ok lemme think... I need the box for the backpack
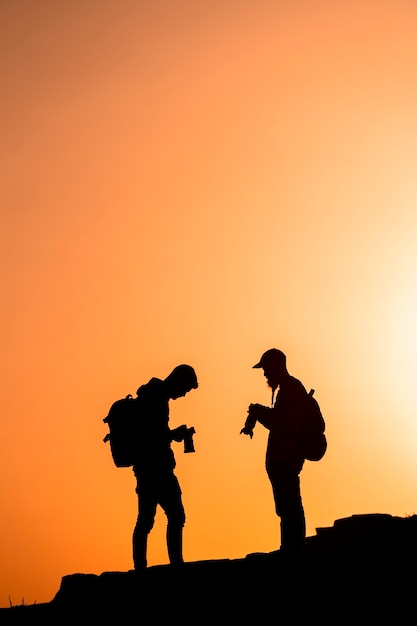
[103,394,142,468]
[300,389,327,462]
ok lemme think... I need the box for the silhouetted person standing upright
[241,349,308,559]
[132,364,198,570]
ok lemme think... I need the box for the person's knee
[168,507,186,528]
[136,514,155,534]
[175,510,186,527]
[276,491,304,518]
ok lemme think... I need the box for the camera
[240,405,258,438]
[183,427,195,453]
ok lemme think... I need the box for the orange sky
[1,0,417,607]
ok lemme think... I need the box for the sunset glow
[1,0,417,607]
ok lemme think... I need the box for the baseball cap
[253,348,286,369]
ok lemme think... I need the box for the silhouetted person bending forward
[133,364,198,570]
[241,349,307,559]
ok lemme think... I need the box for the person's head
[253,348,288,391]
[164,364,198,399]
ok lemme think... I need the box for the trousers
[266,459,306,555]
[133,469,186,569]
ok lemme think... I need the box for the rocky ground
[2,513,416,623]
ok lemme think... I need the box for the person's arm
[250,404,275,429]
[240,404,275,437]
[170,425,188,441]
[170,425,196,453]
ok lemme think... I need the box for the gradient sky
[2,0,417,607]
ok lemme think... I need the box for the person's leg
[279,473,305,556]
[166,519,184,566]
[133,479,158,570]
[268,464,305,556]
[159,473,186,566]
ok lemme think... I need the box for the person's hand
[240,426,253,439]
[171,424,187,442]
[248,403,265,419]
